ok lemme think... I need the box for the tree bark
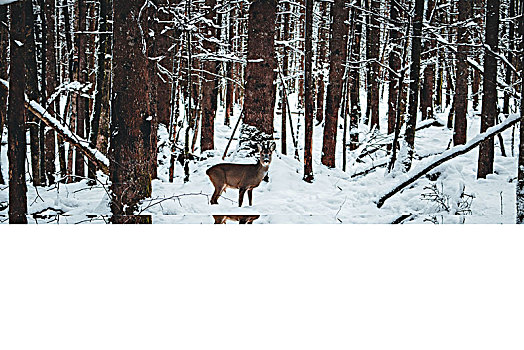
[8,0,28,224]
[110,0,152,223]
[420,0,435,121]
[387,0,400,136]
[200,0,219,152]
[75,0,87,181]
[242,0,277,144]
[401,0,424,172]
[321,0,349,168]
[477,0,500,179]
[24,0,42,186]
[454,0,472,146]
[368,0,380,130]
[224,5,235,126]
[43,0,58,185]
[315,0,328,124]
[0,5,7,185]
[349,0,362,151]
[280,0,290,154]
[88,0,109,184]
[303,0,313,182]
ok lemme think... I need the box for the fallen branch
[376,113,521,208]
[1,79,109,174]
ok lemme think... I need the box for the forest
[0,0,523,224]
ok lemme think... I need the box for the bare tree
[321,0,349,168]
[303,0,313,182]
[454,0,472,146]
[477,0,500,179]
[110,0,153,223]
[242,0,277,146]
[8,0,28,224]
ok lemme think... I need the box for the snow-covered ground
[0,90,519,224]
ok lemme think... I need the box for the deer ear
[270,142,276,151]
[257,143,262,152]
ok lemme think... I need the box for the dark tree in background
[0,4,7,185]
[454,0,471,146]
[368,0,380,130]
[110,0,152,223]
[477,0,500,179]
[8,0,28,224]
[242,0,277,143]
[200,0,219,152]
[303,0,314,182]
[321,0,349,168]
[401,0,425,172]
[75,0,87,181]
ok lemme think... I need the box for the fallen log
[376,113,521,208]
[1,79,109,175]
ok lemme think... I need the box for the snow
[0,0,18,5]
[0,83,521,224]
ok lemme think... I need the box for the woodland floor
[0,92,519,224]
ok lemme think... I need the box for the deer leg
[239,188,246,207]
[211,185,225,204]
[248,189,253,206]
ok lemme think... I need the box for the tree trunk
[88,0,109,184]
[387,0,400,136]
[321,0,349,168]
[110,0,152,223]
[503,0,515,117]
[516,0,524,223]
[43,0,58,185]
[401,0,424,172]
[454,0,472,146]
[75,0,87,181]
[24,0,42,186]
[420,0,435,121]
[224,5,235,126]
[303,0,314,182]
[280,0,290,155]
[349,0,362,151]
[8,0,28,224]
[0,5,7,185]
[200,0,219,152]
[477,0,500,179]
[242,0,277,145]
[368,0,380,130]
[315,1,328,124]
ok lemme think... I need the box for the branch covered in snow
[0,79,110,174]
[376,113,521,208]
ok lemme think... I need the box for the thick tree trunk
[303,0,313,182]
[242,0,277,144]
[321,0,349,168]
[503,0,515,117]
[110,0,152,223]
[477,0,500,179]
[43,0,58,185]
[24,0,42,186]
[0,6,7,184]
[454,0,472,146]
[75,0,87,181]
[349,0,362,151]
[200,0,219,152]
[88,0,109,184]
[8,0,28,224]
[401,0,424,172]
[368,0,380,130]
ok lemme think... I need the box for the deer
[206,141,276,207]
[212,215,260,224]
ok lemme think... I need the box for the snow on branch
[0,79,110,174]
[376,113,521,208]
